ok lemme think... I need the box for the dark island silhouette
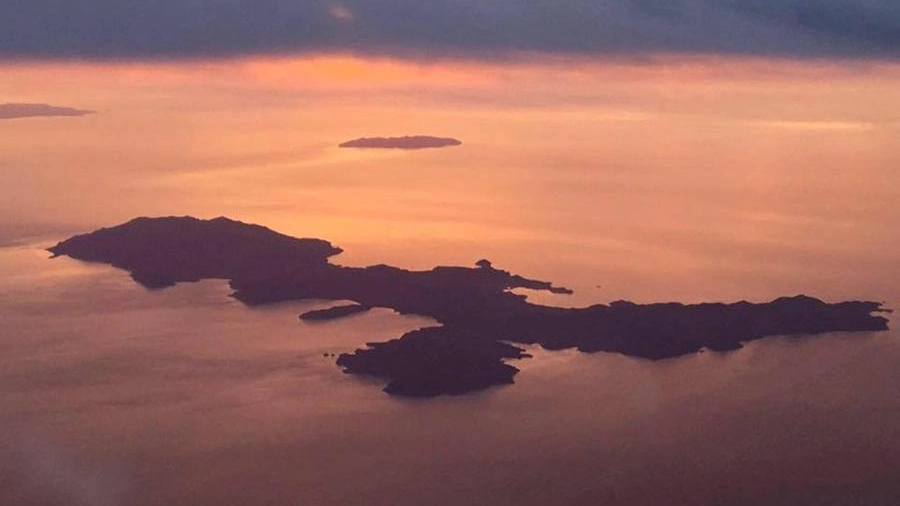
[49,217,891,397]
[0,102,94,120]
[339,136,462,149]
[300,303,372,321]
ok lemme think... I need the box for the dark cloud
[0,103,95,120]
[0,1,898,61]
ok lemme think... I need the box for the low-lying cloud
[0,103,94,120]
[0,1,898,61]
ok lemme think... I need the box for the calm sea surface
[2,58,899,505]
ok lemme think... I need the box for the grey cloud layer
[1,1,898,60]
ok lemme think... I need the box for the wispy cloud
[0,103,94,120]
[1,1,899,61]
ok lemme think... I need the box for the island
[300,303,371,321]
[338,136,462,149]
[0,102,94,120]
[49,216,891,397]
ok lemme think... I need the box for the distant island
[300,303,371,321]
[0,103,94,120]
[339,136,462,149]
[49,217,891,397]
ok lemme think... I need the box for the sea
[2,57,899,505]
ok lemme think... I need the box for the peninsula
[49,217,891,397]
